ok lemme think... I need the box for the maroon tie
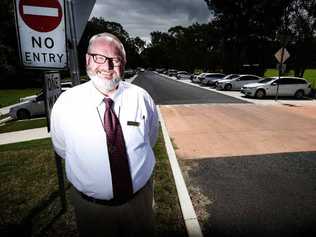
[103,97,133,201]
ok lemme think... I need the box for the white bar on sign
[23,5,59,17]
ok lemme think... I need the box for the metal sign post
[65,0,80,86]
[65,0,96,86]
[43,71,66,211]
[274,47,290,101]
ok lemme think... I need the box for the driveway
[160,102,316,236]
[160,103,316,159]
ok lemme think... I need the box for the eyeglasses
[88,53,122,67]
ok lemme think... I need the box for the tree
[282,0,316,77]
[204,0,289,74]
[132,37,146,54]
[78,17,141,70]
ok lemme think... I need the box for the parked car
[10,93,46,120]
[217,74,262,90]
[241,77,312,99]
[214,74,239,87]
[200,73,226,86]
[11,83,72,120]
[167,69,178,77]
[176,71,192,80]
[124,69,136,78]
[191,73,207,83]
[19,82,72,102]
[156,68,165,73]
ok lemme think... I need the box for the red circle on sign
[19,0,62,32]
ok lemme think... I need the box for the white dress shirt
[50,80,159,200]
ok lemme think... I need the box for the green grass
[264,68,316,88]
[0,128,185,236]
[0,88,41,108]
[0,118,47,134]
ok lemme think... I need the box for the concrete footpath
[0,127,50,145]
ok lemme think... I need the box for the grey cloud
[90,0,210,42]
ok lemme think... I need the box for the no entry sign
[19,0,63,32]
[14,0,67,69]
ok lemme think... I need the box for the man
[50,32,159,237]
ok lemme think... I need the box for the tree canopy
[1,0,315,88]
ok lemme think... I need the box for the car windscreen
[224,74,239,80]
[259,78,274,83]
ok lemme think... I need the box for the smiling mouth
[97,71,113,79]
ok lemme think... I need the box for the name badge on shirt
[127,121,140,126]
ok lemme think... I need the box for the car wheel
[294,90,304,99]
[224,84,232,90]
[255,89,266,99]
[17,109,31,120]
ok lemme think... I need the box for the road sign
[44,71,61,131]
[14,0,67,69]
[19,0,63,32]
[274,48,290,64]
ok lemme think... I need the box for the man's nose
[101,58,114,70]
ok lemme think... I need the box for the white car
[241,77,312,99]
[10,84,71,120]
[217,74,262,90]
[213,74,239,87]
[200,73,225,86]
[176,71,192,80]
[191,73,207,83]
[19,82,72,102]
[10,93,46,120]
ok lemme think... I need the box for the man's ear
[86,54,90,65]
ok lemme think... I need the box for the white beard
[87,72,121,94]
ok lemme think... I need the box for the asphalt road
[132,71,249,105]
[133,71,316,237]
[180,152,316,237]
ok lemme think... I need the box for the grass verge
[0,128,186,237]
[0,89,41,108]
[0,118,47,134]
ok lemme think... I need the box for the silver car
[217,74,262,90]
[10,93,46,120]
[200,73,225,86]
[191,73,207,83]
[241,77,312,99]
[176,71,192,80]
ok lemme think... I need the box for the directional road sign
[274,48,290,64]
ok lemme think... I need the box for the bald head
[87,33,126,64]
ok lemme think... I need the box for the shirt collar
[88,80,124,107]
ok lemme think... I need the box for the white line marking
[157,106,203,237]
[23,5,59,17]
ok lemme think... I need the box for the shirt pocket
[122,116,146,149]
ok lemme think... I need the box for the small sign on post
[274,47,290,64]
[14,0,67,69]
[44,71,62,132]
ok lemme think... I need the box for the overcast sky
[90,0,211,43]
